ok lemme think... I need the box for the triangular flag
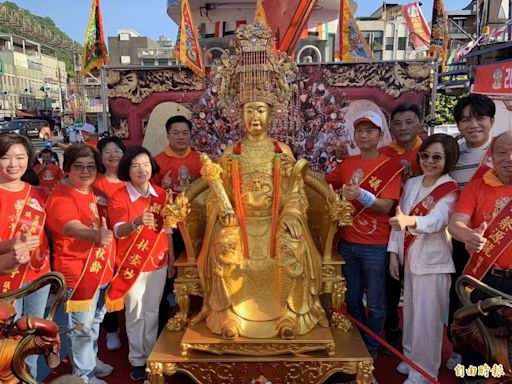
[178,0,205,78]
[338,0,374,61]
[81,0,109,76]
[254,0,269,28]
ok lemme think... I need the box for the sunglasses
[418,152,444,163]
[71,164,97,172]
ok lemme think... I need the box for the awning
[15,110,36,117]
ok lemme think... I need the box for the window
[398,37,407,50]
[157,59,169,66]
[142,59,154,67]
[385,37,394,51]
[119,33,130,41]
[362,31,383,55]
[120,56,131,64]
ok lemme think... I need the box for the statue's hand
[281,216,303,240]
[219,211,238,227]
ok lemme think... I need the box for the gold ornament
[162,192,190,229]
[212,24,298,124]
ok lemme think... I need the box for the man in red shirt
[153,115,202,330]
[153,115,201,194]
[326,111,402,358]
[380,103,423,352]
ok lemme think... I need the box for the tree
[434,94,459,125]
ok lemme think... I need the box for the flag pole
[100,66,109,135]
[429,58,439,136]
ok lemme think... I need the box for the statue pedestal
[147,325,374,384]
[181,323,335,356]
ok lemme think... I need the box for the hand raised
[20,231,40,251]
[342,183,361,201]
[465,221,487,254]
[140,209,155,227]
[96,217,113,246]
[389,206,409,231]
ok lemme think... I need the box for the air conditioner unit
[17,104,22,109]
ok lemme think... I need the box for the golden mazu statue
[193,24,328,340]
[163,24,353,353]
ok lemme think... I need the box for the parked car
[0,119,52,140]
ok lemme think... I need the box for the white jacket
[387,174,458,275]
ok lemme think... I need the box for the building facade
[0,34,67,120]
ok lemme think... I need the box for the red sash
[65,188,113,313]
[463,199,512,280]
[0,186,46,292]
[105,196,164,312]
[471,139,493,181]
[352,158,404,219]
[403,181,459,259]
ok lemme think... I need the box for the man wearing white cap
[326,111,403,359]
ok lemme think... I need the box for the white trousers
[402,261,450,384]
[124,267,167,367]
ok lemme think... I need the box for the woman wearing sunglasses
[387,133,460,384]
[46,144,115,384]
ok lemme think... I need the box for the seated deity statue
[191,99,329,339]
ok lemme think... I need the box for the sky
[2,0,472,45]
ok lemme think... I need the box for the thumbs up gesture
[12,232,30,266]
[342,183,361,201]
[389,205,415,231]
[96,217,113,246]
[138,209,155,227]
[465,221,488,254]
[20,231,40,251]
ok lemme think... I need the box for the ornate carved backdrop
[108,61,432,173]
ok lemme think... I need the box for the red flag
[402,3,430,50]
[81,0,109,76]
[177,0,205,78]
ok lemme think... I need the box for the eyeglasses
[418,152,445,163]
[71,164,97,172]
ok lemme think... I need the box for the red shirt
[454,170,512,269]
[153,146,202,194]
[33,163,64,194]
[93,175,126,200]
[380,137,423,179]
[0,183,50,282]
[326,154,402,245]
[46,183,114,288]
[108,184,168,272]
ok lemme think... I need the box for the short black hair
[390,103,421,121]
[63,144,101,173]
[165,115,192,134]
[453,94,496,123]
[96,136,126,174]
[117,146,160,182]
[39,148,53,156]
[417,133,459,174]
[0,133,35,167]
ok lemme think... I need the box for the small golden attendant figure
[190,24,329,340]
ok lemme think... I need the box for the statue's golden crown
[212,23,297,122]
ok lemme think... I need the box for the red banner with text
[402,3,430,50]
[474,62,512,95]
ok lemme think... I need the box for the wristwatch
[131,220,141,231]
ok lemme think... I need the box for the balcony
[137,47,175,60]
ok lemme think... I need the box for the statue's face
[242,101,271,138]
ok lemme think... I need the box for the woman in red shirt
[93,136,126,351]
[0,133,50,380]
[106,146,169,381]
[46,144,115,384]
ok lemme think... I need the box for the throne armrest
[178,178,210,262]
[304,170,339,262]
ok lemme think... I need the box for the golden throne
[166,169,349,335]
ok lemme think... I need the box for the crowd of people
[0,115,201,383]
[0,93,510,384]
